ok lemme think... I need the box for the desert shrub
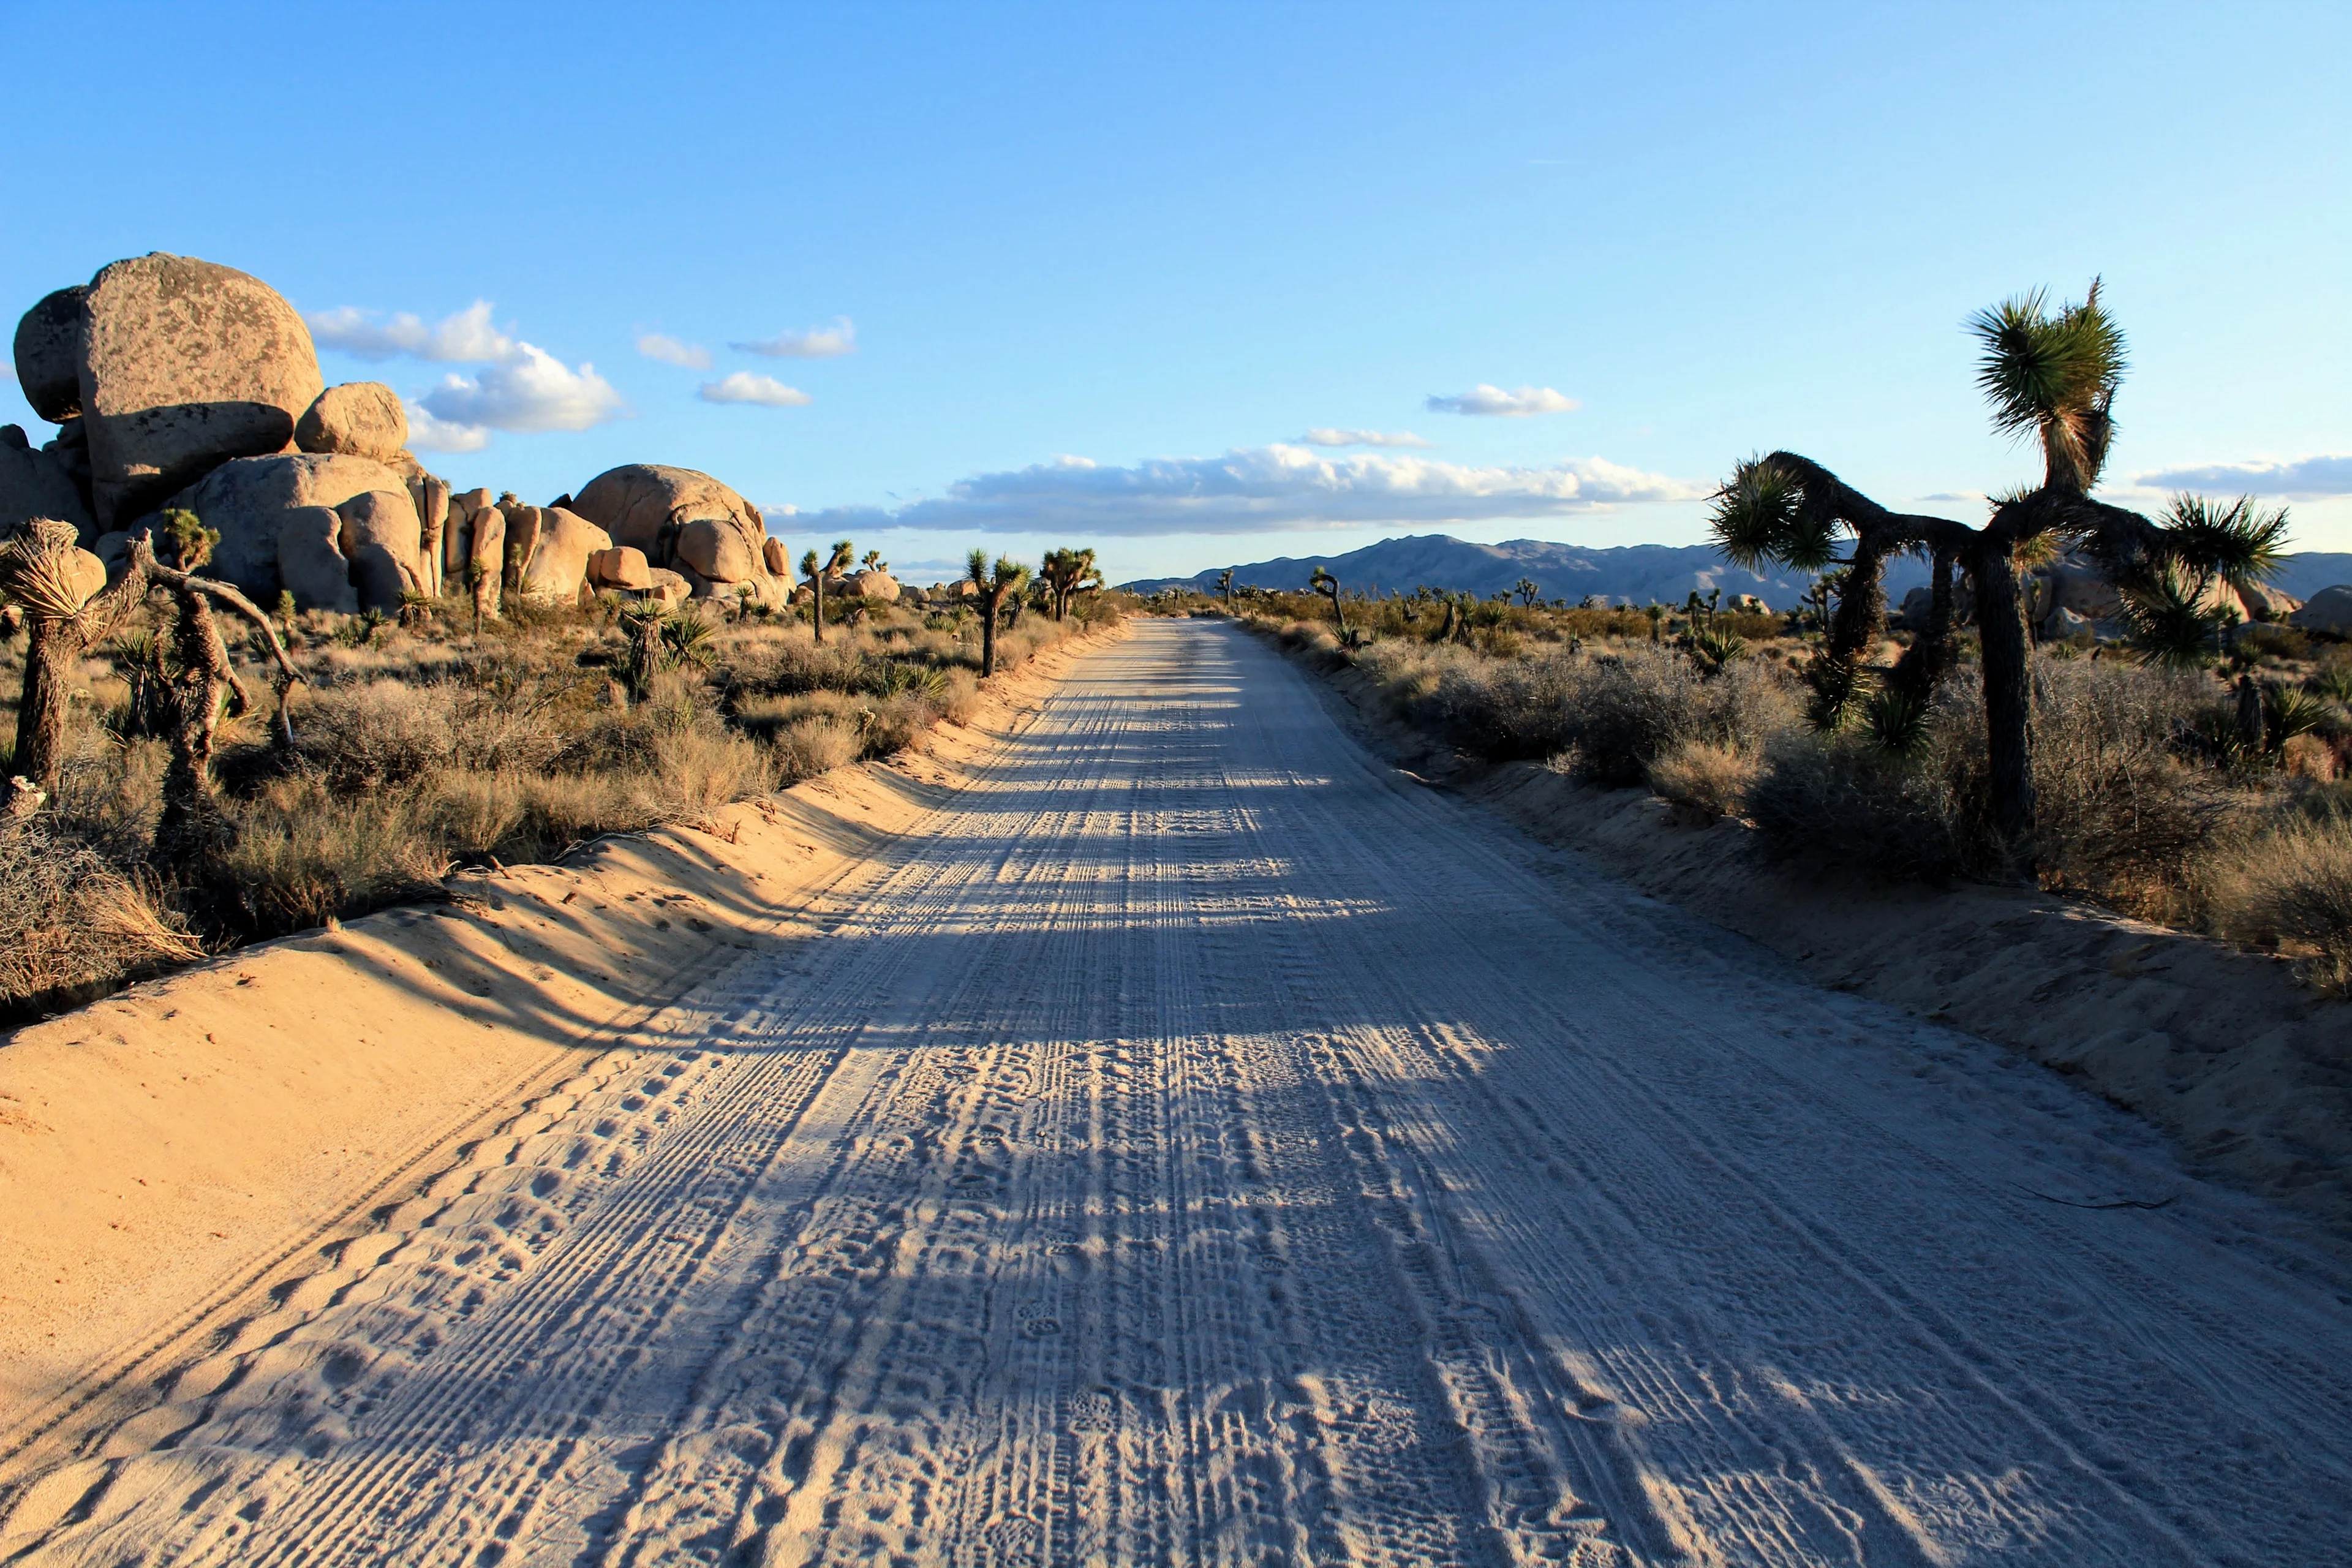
[0,815,202,1018]
[2029,659,2239,919]
[1555,646,1794,783]
[292,680,455,790]
[1749,725,1981,883]
[1646,739,1760,819]
[2214,810,2352,989]
[771,717,862,782]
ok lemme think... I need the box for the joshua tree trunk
[12,618,77,794]
[1970,538,2037,870]
[979,589,1001,676]
[812,574,826,643]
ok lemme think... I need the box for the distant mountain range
[1121,534,2352,610]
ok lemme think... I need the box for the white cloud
[307,301,518,363]
[1300,428,1434,449]
[1426,384,1579,417]
[2132,454,2352,500]
[407,405,493,453]
[699,372,812,408]
[799,443,1702,537]
[731,317,858,358]
[418,344,628,433]
[636,332,712,369]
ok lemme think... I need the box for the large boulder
[570,463,775,590]
[296,382,409,463]
[762,537,791,577]
[163,451,410,608]
[842,570,899,603]
[276,507,360,614]
[516,507,613,603]
[2241,582,2304,624]
[2290,586,2352,638]
[643,568,691,606]
[0,431,95,541]
[675,515,758,583]
[334,488,424,611]
[76,254,325,529]
[587,545,652,590]
[12,287,86,423]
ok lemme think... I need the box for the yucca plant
[1308,564,1346,632]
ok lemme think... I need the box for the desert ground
[4,617,2348,1566]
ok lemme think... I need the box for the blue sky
[3,1,2345,583]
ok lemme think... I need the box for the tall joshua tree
[1216,568,1235,608]
[799,538,854,644]
[968,549,1029,677]
[1039,547,1101,621]
[1711,281,2286,870]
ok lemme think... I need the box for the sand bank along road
[11,618,2352,1567]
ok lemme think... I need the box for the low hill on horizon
[1121,534,2352,610]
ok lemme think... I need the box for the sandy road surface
[10,618,2352,1566]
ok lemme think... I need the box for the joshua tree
[3,518,149,797]
[1039,547,1102,621]
[1515,577,1541,607]
[800,538,854,643]
[1710,281,2285,869]
[1309,565,1346,631]
[967,549,1029,677]
[861,548,888,574]
[140,511,303,860]
[464,558,490,635]
[1216,568,1235,608]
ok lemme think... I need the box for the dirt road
[12,619,2352,1566]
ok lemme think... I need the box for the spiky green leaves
[2158,494,2290,589]
[1967,282,2127,489]
[1709,457,1841,572]
[2116,560,2236,669]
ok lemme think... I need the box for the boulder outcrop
[516,507,614,604]
[762,537,791,577]
[842,569,899,602]
[296,382,409,463]
[643,568,692,606]
[334,488,425,611]
[12,287,86,423]
[588,546,652,590]
[162,451,410,608]
[276,506,360,614]
[2291,586,2352,638]
[0,431,94,541]
[75,254,325,529]
[570,463,780,601]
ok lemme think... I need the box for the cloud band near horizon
[791,443,1703,537]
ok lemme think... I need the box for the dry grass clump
[1645,739,1761,820]
[0,815,201,1019]
[2213,810,2352,990]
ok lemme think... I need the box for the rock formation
[159,452,415,610]
[73,254,325,529]
[515,508,614,605]
[570,464,782,606]
[11,288,86,423]
[2291,587,2352,638]
[0,426,94,541]
[296,383,409,463]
